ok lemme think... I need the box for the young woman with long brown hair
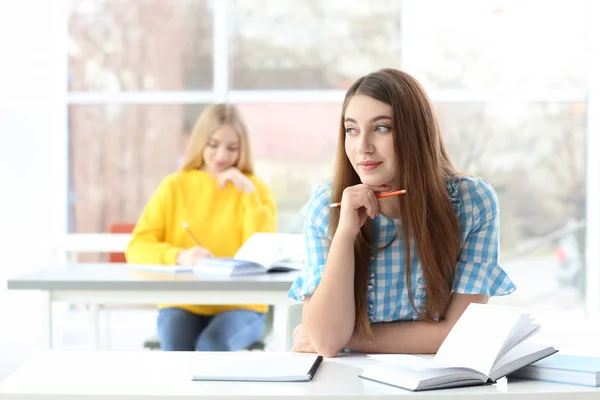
[288,69,515,358]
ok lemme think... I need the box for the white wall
[0,0,67,380]
[0,0,67,264]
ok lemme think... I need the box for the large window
[229,0,402,89]
[69,0,213,91]
[67,0,592,313]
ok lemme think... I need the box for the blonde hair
[180,104,254,174]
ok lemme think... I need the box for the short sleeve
[453,178,516,297]
[287,183,332,301]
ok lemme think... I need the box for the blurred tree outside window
[67,0,589,310]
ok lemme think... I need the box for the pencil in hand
[329,189,407,208]
[181,221,202,246]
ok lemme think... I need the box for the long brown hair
[329,69,461,338]
[180,104,254,174]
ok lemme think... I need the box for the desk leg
[272,303,290,352]
[40,291,53,350]
[89,303,101,349]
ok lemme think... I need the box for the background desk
[1,351,599,400]
[6,263,299,351]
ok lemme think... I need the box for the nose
[215,147,229,162]
[357,132,375,154]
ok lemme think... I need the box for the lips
[358,161,382,171]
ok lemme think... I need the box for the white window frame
[584,0,600,320]
[63,0,600,317]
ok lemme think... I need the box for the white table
[6,263,299,351]
[1,351,598,400]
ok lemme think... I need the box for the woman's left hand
[291,324,317,353]
[214,167,256,193]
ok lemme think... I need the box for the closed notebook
[510,354,600,387]
[358,303,557,391]
[194,232,303,276]
[191,354,323,382]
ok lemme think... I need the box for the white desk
[6,263,299,351]
[1,351,598,400]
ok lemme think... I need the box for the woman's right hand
[176,247,214,266]
[336,184,391,236]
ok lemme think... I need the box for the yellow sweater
[125,170,277,315]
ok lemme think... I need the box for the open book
[193,232,304,276]
[358,303,557,391]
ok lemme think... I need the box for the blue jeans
[157,307,266,351]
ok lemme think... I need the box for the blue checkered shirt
[288,176,516,323]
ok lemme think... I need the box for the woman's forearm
[346,319,452,354]
[303,230,357,357]
[345,293,488,354]
[126,236,183,265]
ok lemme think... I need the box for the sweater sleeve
[125,177,184,265]
[241,177,277,242]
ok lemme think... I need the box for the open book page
[490,340,557,381]
[434,303,533,376]
[361,355,489,391]
[495,318,541,361]
[368,354,447,369]
[233,233,304,269]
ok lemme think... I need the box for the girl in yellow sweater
[126,104,277,351]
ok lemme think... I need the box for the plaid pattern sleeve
[287,183,332,301]
[453,178,516,296]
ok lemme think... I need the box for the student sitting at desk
[288,69,516,358]
[126,104,276,351]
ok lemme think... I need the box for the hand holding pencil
[333,185,406,236]
[329,189,406,208]
[176,221,213,266]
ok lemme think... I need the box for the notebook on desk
[191,354,323,382]
[128,264,192,274]
[194,232,304,276]
[193,257,300,276]
[510,354,600,387]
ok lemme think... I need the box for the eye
[375,124,391,133]
[207,142,218,148]
[345,127,358,136]
[227,147,239,152]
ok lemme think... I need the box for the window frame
[63,0,600,317]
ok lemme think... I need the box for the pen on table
[307,355,324,381]
[329,189,407,208]
[181,221,202,246]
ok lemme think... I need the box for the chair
[107,222,136,262]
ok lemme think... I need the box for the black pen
[306,355,324,381]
